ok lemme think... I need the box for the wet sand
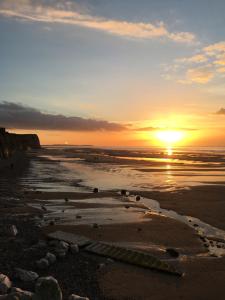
[1,148,225,300]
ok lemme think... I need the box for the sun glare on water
[155,130,185,155]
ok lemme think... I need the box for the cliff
[0,128,40,161]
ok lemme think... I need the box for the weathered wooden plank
[85,241,182,276]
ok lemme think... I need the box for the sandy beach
[1,147,225,300]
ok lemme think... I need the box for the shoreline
[1,150,225,299]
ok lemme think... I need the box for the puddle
[128,195,225,257]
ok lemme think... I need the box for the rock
[136,195,141,201]
[120,189,127,196]
[68,295,89,300]
[7,225,18,237]
[106,258,114,264]
[11,287,34,300]
[54,249,66,259]
[124,205,130,209]
[70,244,79,254]
[64,198,69,202]
[92,223,99,229]
[76,215,82,219]
[45,252,56,264]
[58,241,69,251]
[97,263,105,270]
[49,221,55,226]
[36,258,49,270]
[15,268,39,282]
[166,248,179,258]
[0,274,12,294]
[93,188,98,193]
[34,276,62,300]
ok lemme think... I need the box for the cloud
[0,101,127,131]
[134,126,196,131]
[216,108,225,115]
[165,40,225,84]
[186,66,214,84]
[0,0,196,43]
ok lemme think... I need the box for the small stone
[49,220,55,226]
[34,276,62,300]
[76,215,82,219]
[36,258,49,270]
[92,223,99,229]
[0,295,19,300]
[193,224,199,227]
[65,198,69,202]
[124,205,130,209]
[136,195,141,201]
[58,241,69,251]
[8,225,18,237]
[11,287,34,300]
[45,252,56,264]
[0,274,12,294]
[68,295,89,300]
[97,263,105,270]
[93,188,98,193]
[15,268,39,282]
[54,250,66,259]
[166,248,179,258]
[70,244,79,254]
[106,258,114,264]
[34,240,47,249]
[120,189,127,196]
[137,228,142,232]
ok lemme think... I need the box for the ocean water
[19,145,225,192]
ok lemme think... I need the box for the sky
[0,0,225,146]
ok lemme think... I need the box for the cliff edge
[0,128,40,161]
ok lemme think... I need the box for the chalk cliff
[0,128,40,161]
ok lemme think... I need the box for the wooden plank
[85,241,182,276]
[47,231,91,247]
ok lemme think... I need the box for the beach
[1,146,225,299]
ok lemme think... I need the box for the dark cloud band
[0,101,127,131]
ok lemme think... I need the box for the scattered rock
[0,274,12,294]
[106,258,114,264]
[137,228,142,232]
[15,268,39,282]
[92,223,99,229]
[49,221,55,226]
[68,295,89,300]
[70,244,79,254]
[45,252,56,264]
[76,215,82,219]
[7,225,18,237]
[54,249,67,259]
[34,240,47,249]
[166,248,179,258]
[136,195,141,201]
[11,287,34,300]
[64,198,69,202]
[93,188,98,193]
[120,189,127,196]
[34,276,62,300]
[36,258,49,270]
[97,263,105,270]
[58,241,69,251]
[124,205,130,209]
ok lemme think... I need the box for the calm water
[19,146,225,192]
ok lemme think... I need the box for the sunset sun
[155,130,185,146]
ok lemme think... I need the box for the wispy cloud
[164,41,225,84]
[0,0,196,43]
[0,101,127,131]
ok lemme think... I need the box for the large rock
[34,277,62,300]
[15,268,39,282]
[0,274,12,294]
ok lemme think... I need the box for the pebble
[36,258,49,270]
[93,188,98,193]
[166,248,180,258]
[70,244,79,254]
[45,252,56,264]
[15,268,39,282]
[0,274,12,294]
[136,195,141,201]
